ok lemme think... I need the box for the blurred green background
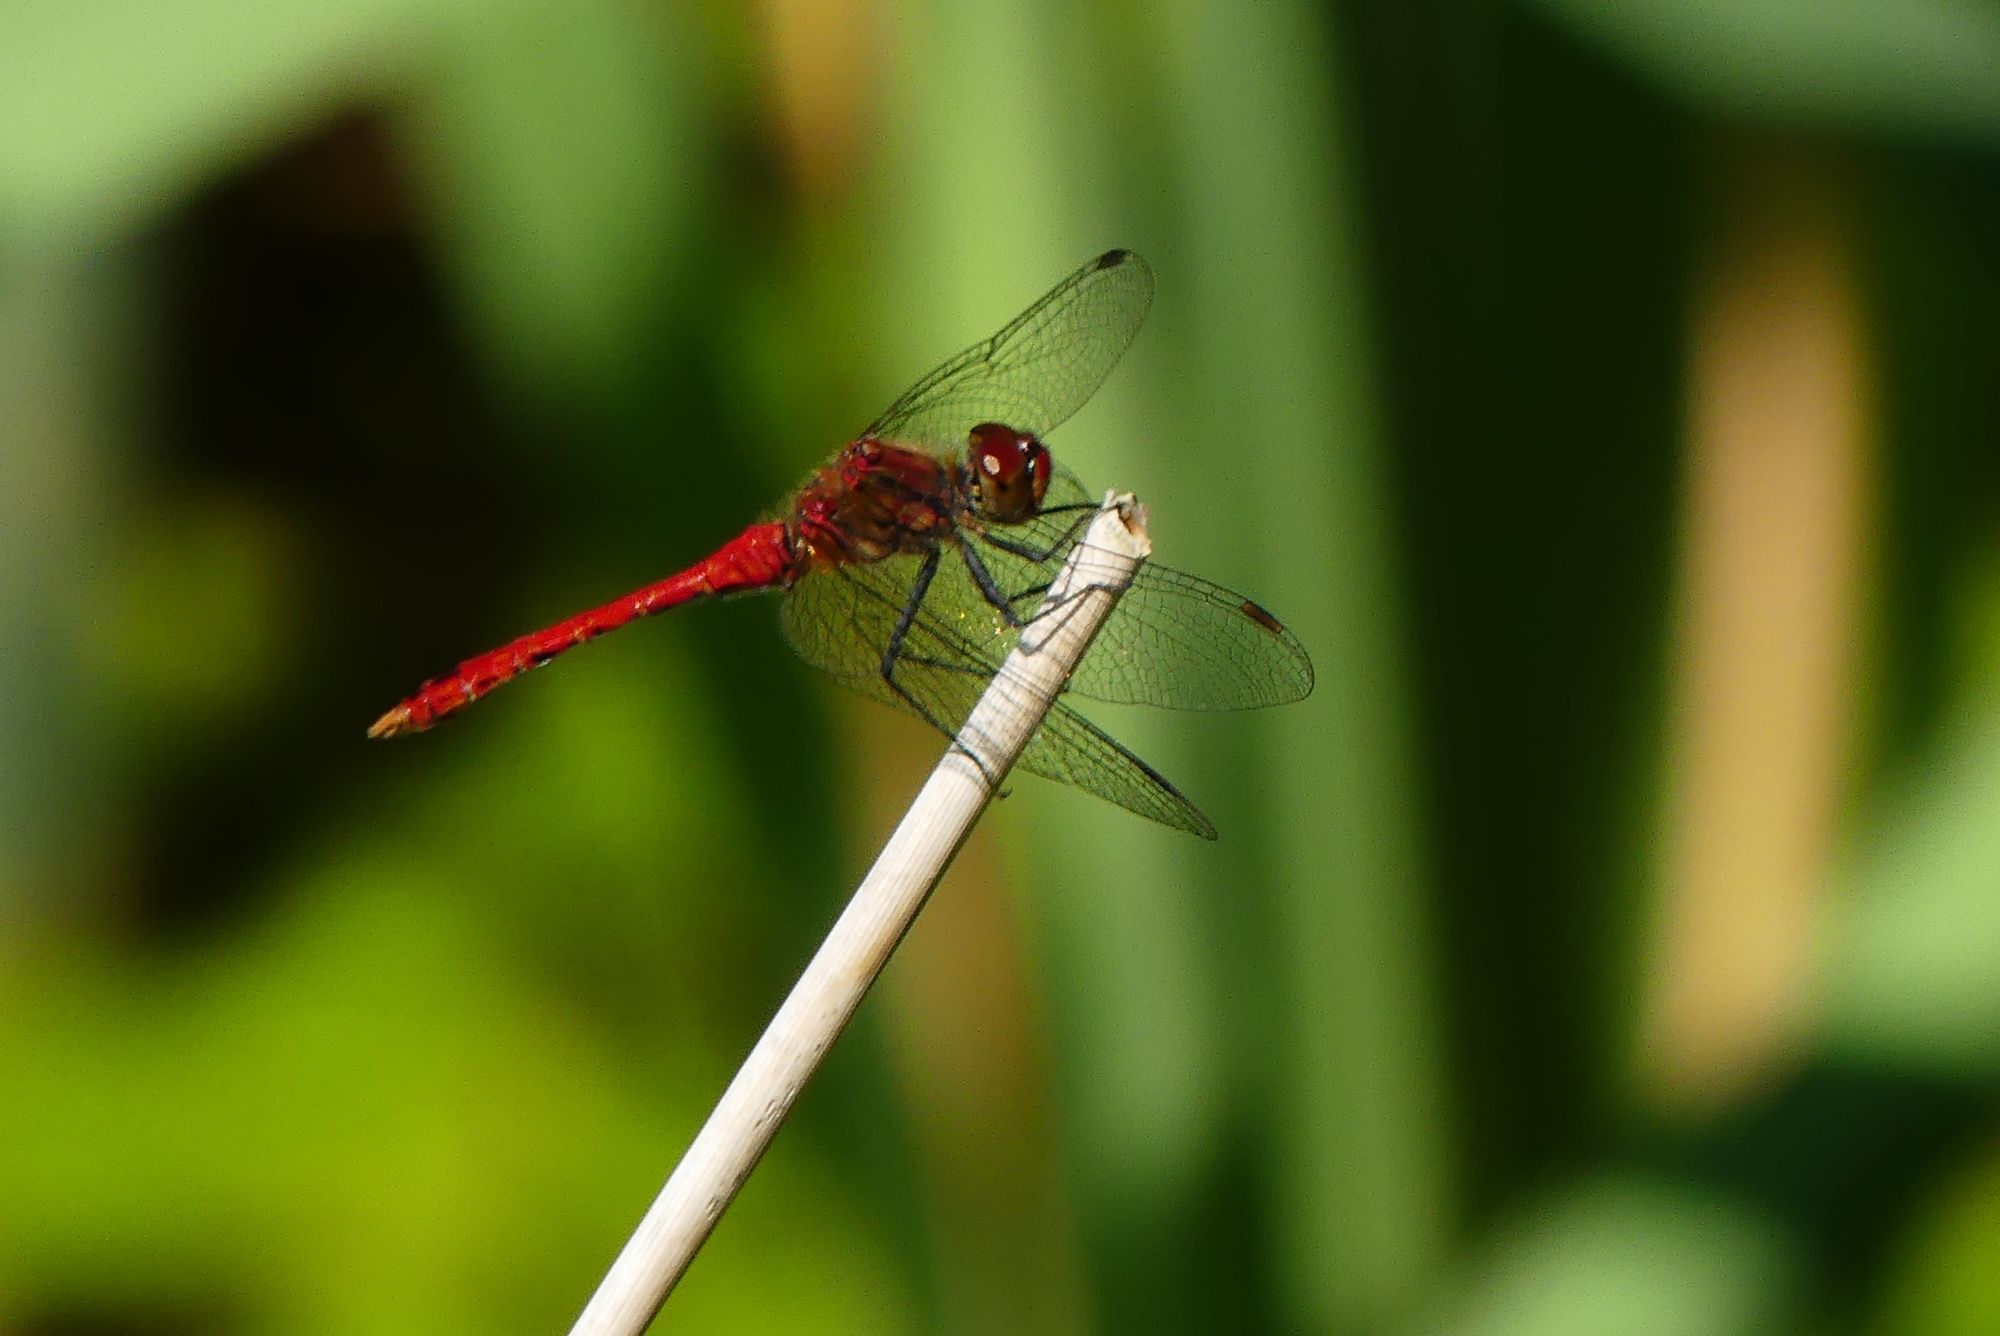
[3,1,1998,1332]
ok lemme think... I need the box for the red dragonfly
[370,250,1312,838]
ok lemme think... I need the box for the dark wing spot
[1239,600,1286,635]
[1095,248,1132,270]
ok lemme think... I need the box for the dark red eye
[968,423,1049,520]
[970,422,1028,482]
[1026,437,1051,498]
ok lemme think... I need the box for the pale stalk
[568,492,1152,1336]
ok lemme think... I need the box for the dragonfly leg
[963,509,1105,629]
[966,509,1100,626]
[957,541,1031,629]
[977,509,1095,566]
[880,548,1005,787]
[890,649,1010,789]
[880,547,941,684]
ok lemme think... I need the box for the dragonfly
[370,250,1313,838]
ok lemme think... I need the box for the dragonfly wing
[864,250,1155,453]
[781,557,1216,838]
[966,509,1317,711]
[1010,684,1215,838]
[1035,463,1099,514]
[1069,562,1315,710]
[781,555,920,683]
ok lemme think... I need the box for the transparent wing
[864,250,1155,453]
[1075,563,1315,710]
[781,555,1216,839]
[960,503,1317,711]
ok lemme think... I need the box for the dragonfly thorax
[966,422,1051,524]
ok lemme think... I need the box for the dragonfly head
[967,422,1051,523]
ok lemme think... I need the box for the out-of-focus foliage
[1,1,1995,1333]
[1530,0,2000,140]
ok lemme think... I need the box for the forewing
[1072,563,1315,710]
[865,250,1155,453]
[970,509,1317,712]
[781,558,1216,838]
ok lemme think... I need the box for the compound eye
[968,423,1047,521]
[1025,437,1051,504]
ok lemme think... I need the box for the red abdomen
[369,522,797,737]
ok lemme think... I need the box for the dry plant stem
[568,493,1152,1336]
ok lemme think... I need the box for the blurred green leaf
[399,0,706,395]
[0,0,443,253]
[1526,0,2000,141]
[0,801,914,1334]
[1822,698,2000,1074]
[1427,1176,1800,1336]
[1155,1,1451,1330]
[1875,1140,2000,1336]
[82,491,298,739]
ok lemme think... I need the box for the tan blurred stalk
[751,0,880,199]
[1639,141,1872,1109]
